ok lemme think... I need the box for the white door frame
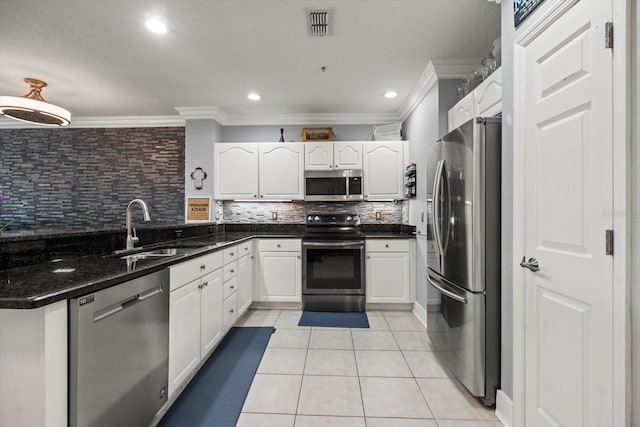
[512,0,632,425]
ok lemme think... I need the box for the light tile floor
[236,309,502,427]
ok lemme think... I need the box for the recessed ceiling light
[384,90,398,99]
[145,19,167,34]
[247,93,261,101]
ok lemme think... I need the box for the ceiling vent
[306,9,333,37]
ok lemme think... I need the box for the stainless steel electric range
[302,214,365,312]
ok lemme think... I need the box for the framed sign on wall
[514,0,546,27]
[186,197,211,222]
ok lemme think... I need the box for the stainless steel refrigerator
[426,117,501,406]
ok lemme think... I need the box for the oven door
[302,240,365,295]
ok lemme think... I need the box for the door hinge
[605,229,614,255]
[605,22,613,49]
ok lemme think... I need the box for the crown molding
[174,106,227,123]
[222,112,400,126]
[0,115,185,129]
[397,58,480,121]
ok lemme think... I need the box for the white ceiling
[0,0,500,126]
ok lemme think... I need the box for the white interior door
[519,1,613,425]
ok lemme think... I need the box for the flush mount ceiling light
[247,93,261,101]
[384,90,398,99]
[145,18,167,34]
[0,78,71,126]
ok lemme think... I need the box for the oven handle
[302,241,364,248]
[427,274,467,304]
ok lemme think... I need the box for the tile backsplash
[0,127,185,231]
[222,200,408,224]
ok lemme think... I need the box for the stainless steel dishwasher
[69,269,169,427]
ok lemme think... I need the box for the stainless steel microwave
[304,170,364,201]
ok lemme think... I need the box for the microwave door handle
[427,274,467,304]
[432,160,445,255]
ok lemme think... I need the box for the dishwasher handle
[93,284,164,323]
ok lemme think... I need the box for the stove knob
[314,216,320,221]
[307,216,312,220]
[347,216,352,221]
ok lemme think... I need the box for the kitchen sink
[111,247,195,261]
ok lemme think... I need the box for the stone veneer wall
[0,127,185,231]
[222,200,408,224]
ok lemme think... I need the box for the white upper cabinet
[448,92,475,131]
[362,141,405,200]
[305,142,333,170]
[473,66,502,118]
[333,142,362,169]
[258,143,304,200]
[214,143,259,200]
[448,66,502,132]
[304,141,362,170]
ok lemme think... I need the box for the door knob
[520,256,540,272]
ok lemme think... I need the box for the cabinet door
[168,280,201,397]
[366,252,410,303]
[305,142,333,170]
[214,143,259,200]
[258,143,304,200]
[258,251,302,302]
[200,269,224,358]
[237,253,253,315]
[334,142,362,169]
[448,93,474,131]
[473,66,502,118]
[363,142,404,200]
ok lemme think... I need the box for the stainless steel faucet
[125,199,151,250]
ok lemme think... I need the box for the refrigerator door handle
[432,160,445,255]
[427,274,467,304]
[440,160,452,253]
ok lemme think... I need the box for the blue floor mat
[298,311,370,328]
[158,327,273,427]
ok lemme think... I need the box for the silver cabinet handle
[277,244,281,248]
[200,264,206,270]
[230,269,234,273]
[203,282,208,287]
[230,252,234,256]
[253,194,257,198]
[385,244,389,248]
[230,309,234,313]
[230,285,235,289]
[520,256,540,272]
[297,255,301,259]
[367,255,371,259]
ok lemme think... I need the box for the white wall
[403,80,460,310]
[631,1,639,424]
[184,119,222,220]
[500,0,516,401]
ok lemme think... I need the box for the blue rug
[298,311,369,328]
[159,327,273,427]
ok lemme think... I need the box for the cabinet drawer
[258,239,301,252]
[366,239,410,253]
[224,260,238,282]
[224,245,239,263]
[223,292,238,331]
[223,276,238,300]
[169,251,223,291]
[237,241,253,258]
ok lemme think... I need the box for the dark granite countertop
[0,228,413,310]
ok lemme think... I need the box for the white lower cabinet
[256,239,302,302]
[168,253,224,398]
[223,292,238,333]
[366,239,412,304]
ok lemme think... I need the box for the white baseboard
[495,389,513,427]
[411,302,427,329]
